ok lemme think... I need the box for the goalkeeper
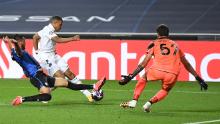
[2,35,106,106]
[119,24,208,112]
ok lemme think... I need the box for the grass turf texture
[0,79,219,124]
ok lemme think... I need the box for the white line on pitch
[0,103,9,106]
[105,89,220,94]
[0,87,219,94]
[183,119,220,124]
[174,91,219,94]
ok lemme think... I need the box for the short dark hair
[50,16,63,22]
[156,24,169,36]
[14,34,25,41]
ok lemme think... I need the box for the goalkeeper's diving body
[2,35,106,106]
[119,24,208,112]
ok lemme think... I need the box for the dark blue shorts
[30,71,55,90]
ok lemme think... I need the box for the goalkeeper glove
[119,74,133,85]
[195,76,208,91]
[119,65,144,85]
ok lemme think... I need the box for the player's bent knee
[54,78,68,87]
[162,86,172,92]
[53,70,65,78]
[40,86,51,94]
[64,69,75,79]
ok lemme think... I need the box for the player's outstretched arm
[3,36,22,56]
[33,33,40,52]
[13,40,23,57]
[2,35,13,50]
[181,56,198,77]
[51,35,80,43]
[181,56,208,90]
[119,54,152,85]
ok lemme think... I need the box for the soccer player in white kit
[33,16,94,102]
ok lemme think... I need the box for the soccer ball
[91,89,104,101]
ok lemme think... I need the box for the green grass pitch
[0,79,219,124]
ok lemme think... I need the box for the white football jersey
[37,24,57,53]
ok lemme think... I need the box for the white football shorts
[36,52,69,76]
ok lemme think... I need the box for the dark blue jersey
[11,48,41,77]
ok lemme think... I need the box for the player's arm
[132,53,152,77]
[3,36,22,56]
[33,33,41,51]
[13,40,23,56]
[51,35,80,43]
[119,42,154,85]
[2,35,13,51]
[181,56,208,90]
[181,56,198,77]
[119,53,153,85]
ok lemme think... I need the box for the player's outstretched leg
[93,76,106,91]
[143,89,168,112]
[71,76,106,102]
[68,76,94,102]
[120,100,137,108]
[65,76,106,91]
[11,93,52,106]
[143,101,152,112]
[11,96,23,106]
[120,78,147,108]
[133,78,147,100]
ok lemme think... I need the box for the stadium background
[0,0,220,81]
[0,1,220,124]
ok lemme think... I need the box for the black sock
[22,93,52,102]
[67,81,93,90]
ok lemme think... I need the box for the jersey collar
[158,36,169,39]
[48,23,55,31]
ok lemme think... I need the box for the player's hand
[2,35,9,43]
[72,35,80,41]
[119,74,133,85]
[35,50,39,55]
[11,39,17,43]
[195,76,208,91]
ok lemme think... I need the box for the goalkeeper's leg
[120,76,147,108]
[143,89,169,112]
[133,77,147,100]
[143,72,177,112]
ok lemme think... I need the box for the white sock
[143,101,151,109]
[81,90,92,97]
[69,77,80,84]
[129,100,137,107]
[69,77,91,97]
